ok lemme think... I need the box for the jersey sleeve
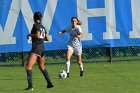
[44,27,47,34]
[77,25,82,32]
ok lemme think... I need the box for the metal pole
[109,47,112,63]
[21,52,25,66]
[107,47,112,63]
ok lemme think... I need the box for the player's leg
[75,46,84,76]
[38,55,54,88]
[25,54,37,90]
[66,46,73,77]
[76,55,84,76]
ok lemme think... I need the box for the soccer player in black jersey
[25,12,54,90]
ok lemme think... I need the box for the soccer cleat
[47,84,54,88]
[80,71,84,77]
[25,87,34,90]
[67,73,69,77]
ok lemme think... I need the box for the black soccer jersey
[31,23,47,44]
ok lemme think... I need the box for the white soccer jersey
[65,25,82,47]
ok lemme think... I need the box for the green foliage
[112,47,140,57]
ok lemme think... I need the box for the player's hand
[75,35,78,38]
[58,32,62,36]
[27,34,31,39]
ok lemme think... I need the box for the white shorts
[67,45,82,55]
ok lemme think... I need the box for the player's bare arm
[75,32,83,38]
[45,34,49,41]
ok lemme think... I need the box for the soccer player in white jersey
[58,17,84,77]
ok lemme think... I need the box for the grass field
[0,61,140,93]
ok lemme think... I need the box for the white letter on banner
[21,0,58,43]
[0,0,20,44]
[77,0,93,40]
[21,0,33,34]
[21,0,33,43]
[42,0,58,42]
[129,0,140,38]
[103,0,120,39]
[0,0,58,45]
[77,0,120,40]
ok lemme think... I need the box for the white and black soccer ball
[58,70,67,79]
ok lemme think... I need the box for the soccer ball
[58,70,67,79]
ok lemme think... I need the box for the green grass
[0,62,140,93]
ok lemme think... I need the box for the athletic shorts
[30,44,45,57]
[67,45,82,55]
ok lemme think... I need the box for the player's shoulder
[75,25,82,30]
[33,23,40,28]
[76,25,81,29]
[75,25,82,32]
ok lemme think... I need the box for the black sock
[26,70,33,88]
[41,69,52,85]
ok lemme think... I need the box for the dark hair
[33,12,42,20]
[71,17,82,25]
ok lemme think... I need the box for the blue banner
[0,0,140,53]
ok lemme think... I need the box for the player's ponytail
[77,19,82,25]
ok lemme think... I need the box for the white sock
[79,63,84,71]
[66,61,70,73]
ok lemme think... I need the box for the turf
[0,62,140,93]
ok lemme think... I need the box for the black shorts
[30,44,45,57]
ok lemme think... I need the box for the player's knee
[66,57,71,61]
[26,65,33,70]
[77,61,82,65]
[39,66,45,71]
